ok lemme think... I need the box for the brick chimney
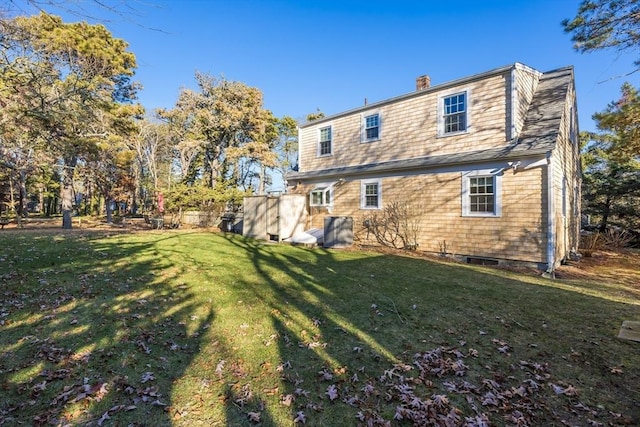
[416,75,431,91]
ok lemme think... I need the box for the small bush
[602,227,635,248]
[364,200,422,250]
[579,231,600,257]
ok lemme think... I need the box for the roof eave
[287,145,552,182]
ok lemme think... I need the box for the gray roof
[516,66,573,151]
[288,66,573,181]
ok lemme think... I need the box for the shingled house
[286,63,581,271]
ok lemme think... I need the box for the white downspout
[545,153,555,276]
[510,67,517,141]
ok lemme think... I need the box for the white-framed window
[439,90,468,136]
[462,170,502,217]
[362,112,380,142]
[361,179,381,209]
[318,126,332,156]
[310,185,333,207]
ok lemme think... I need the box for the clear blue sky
[11,0,640,137]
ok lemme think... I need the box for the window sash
[363,183,380,208]
[468,176,495,213]
[319,140,331,155]
[364,114,379,140]
[310,187,332,206]
[319,127,332,155]
[443,93,467,134]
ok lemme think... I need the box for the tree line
[564,0,640,234]
[0,12,298,229]
[1,0,640,234]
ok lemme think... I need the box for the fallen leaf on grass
[276,360,292,372]
[97,412,110,426]
[293,410,306,424]
[326,384,338,401]
[31,380,47,393]
[550,383,578,396]
[141,372,155,383]
[263,386,279,395]
[215,360,225,376]
[295,388,310,397]
[281,394,294,406]
[247,411,261,423]
[318,368,333,381]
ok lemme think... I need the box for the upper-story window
[441,91,468,135]
[318,126,332,156]
[362,113,380,142]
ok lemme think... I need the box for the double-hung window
[469,177,494,213]
[361,180,381,209]
[319,126,332,156]
[441,91,468,135]
[310,186,332,207]
[363,113,380,142]
[462,170,501,217]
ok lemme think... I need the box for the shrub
[364,200,422,250]
[579,231,600,257]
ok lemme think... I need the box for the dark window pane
[443,93,466,133]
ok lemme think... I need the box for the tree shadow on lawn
[3,231,636,426]
[0,232,215,426]
[219,234,639,426]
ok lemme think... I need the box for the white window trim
[309,184,334,207]
[361,111,381,143]
[360,179,382,209]
[437,88,471,137]
[461,169,502,217]
[317,124,333,157]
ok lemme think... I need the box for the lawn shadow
[218,233,639,426]
[2,231,637,426]
[0,232,214,426]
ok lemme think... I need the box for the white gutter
[545,153,555,275]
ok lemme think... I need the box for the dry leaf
[326,384,338,401]
[281,394,294,407]
[293,410,306,424]
[247,411,261,423]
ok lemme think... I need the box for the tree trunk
[599,195,612,232]
[38,185,45,216]
[18,170,27,220]
[132,179,139,215]
[8,175,23,228]
[105,195,113,224]
[62,156,78,229]
[258,165,266,195]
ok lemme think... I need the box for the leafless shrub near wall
[438,240,449,256]
[364,200,423,250]
[602,228,635,248]
[579,232,600,257]
[581,228,636,256]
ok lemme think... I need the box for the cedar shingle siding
[287,63,580,271]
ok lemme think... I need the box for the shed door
[266,197,279,238]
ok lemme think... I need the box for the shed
[242,194,307,242]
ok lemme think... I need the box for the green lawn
[0,230,638,426]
